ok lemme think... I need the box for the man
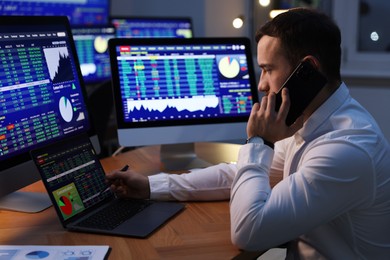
[106,8,390,258]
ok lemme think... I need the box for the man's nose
[258,80,268,93]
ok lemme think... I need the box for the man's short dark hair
[256,8,341,81]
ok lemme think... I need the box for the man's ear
[301,55,321,70]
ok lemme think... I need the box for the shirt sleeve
[230,141,374,251]
[148,163,237,201]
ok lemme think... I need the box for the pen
[98,165,129,196]
[97,186,111,196]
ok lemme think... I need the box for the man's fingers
[259,95,268,112]
[251,102,260,112]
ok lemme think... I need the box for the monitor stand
[0,191,52,213]
[160,143,213,171]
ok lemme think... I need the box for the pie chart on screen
[59,96,73,122]
[94,36,109,54]
[59,195,73,215]
[25,251,50,259]
[218,56,240,78]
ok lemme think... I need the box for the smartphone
[275,60,327,126]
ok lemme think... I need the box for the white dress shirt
[149,83,390,259]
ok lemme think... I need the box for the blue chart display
[1,0,109,25]
[72,26,116,83]
[115,44,253,123]
[111,17,193,39]
[120,58,218,97]
[0,25,90,161]
[126,96,221,120]
[44,47,74,84]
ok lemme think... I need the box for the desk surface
[0,143,245,259]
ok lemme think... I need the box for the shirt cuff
[148,173,172,200]
[238,142,274,170]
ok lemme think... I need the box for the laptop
[30,133,184,238]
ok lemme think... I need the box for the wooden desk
[0,143,244,259]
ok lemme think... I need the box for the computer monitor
[72,25,116,84]
[110,16,193,39]
[0,0,110,25]
[108,37,258,170]
[0,16,99,212]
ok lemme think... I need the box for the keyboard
[77,199,153,230]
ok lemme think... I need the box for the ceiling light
[232,16,244,29]
[259,0,271,7]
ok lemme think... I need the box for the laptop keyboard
[77,199,153,230]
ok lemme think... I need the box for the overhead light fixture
[370,31,379,42]
[232,15,245,29]
[259,0,271,7]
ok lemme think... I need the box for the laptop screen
[31,134,110,222]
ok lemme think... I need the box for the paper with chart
[0,245,110,260]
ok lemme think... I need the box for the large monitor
[110,16,193,39]
[0,16,98,212]
[72,25,116,84]
[0,0,109,25]
[108,37,258,170]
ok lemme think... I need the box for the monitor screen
[110,17,193,38]
[72,25,116,84]
[108,37,258,170]
[0,0,109,25]
[0,16,97,212]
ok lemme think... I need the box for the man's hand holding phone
[247,88,304,145]
[247,59,327,144]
